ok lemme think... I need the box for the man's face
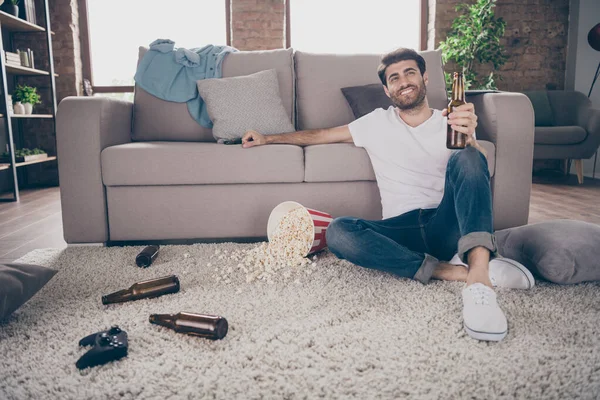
[383,60,428,110]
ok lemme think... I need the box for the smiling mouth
[400,87,415,96]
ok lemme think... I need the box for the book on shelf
[19,50,29,67]
[31,0,37,25]
[7,95,13,115]
[6,51,21,64]
[15,49,34,69]
[23,0,37,25]
[27,48,34,69]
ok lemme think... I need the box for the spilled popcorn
[213,207,320,285]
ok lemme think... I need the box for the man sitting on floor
[241,48,534,342]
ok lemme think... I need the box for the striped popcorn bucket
[267,201,334,257]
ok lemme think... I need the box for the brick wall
[227,0,571,91]
[231,0,286,51]
[432,0,570,91]
[228,0,571,91]
[50,0,84,101]
[10,0,572,141]
[45,0,571,98]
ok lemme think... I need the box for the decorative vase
[23,102,33,114]
[10,4,18,17]
[13,101,25,115]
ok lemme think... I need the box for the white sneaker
[462,283,507,341]
[449,254,535,289]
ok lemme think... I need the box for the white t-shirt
[348,106,455,220]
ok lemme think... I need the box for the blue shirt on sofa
[134,39,238,128]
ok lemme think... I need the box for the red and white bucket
[267,201,334,257]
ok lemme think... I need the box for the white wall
[567,0,600,178]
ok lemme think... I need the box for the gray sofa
[524,90,600,184]
[56,48,535,245]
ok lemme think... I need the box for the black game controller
[76,325,128,370]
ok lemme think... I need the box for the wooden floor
[0,174,599,263]
[0,186,66,263]
[528,172,600,225]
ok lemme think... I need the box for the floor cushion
[0,263,57,321]
[495,220,600,284]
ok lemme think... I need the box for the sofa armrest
[467,92,535,230]
[56,97,133,244]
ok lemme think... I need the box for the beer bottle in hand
[149,312,228,340]
[102,275,180,305]
[446,72,467,149]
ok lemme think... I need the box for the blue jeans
[326,147,498,284]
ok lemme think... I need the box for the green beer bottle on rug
[149,312,228,340]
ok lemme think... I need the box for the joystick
[76,325,128,370]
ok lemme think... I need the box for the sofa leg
[563,159,570,175]
[574,159,584,184]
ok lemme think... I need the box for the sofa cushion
[101,142,304,186]
[304,141,496,183]
[132,48,295,142]
[304,144,376,182]
[523,91,554,126]
[196,69,295,142]
[295,49,447,131]
[534,126,588,145]
[341,83,394,119]
[1,263,57,321]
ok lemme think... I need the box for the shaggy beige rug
[0,244,599,399]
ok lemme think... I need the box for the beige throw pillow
[196,69,295,143]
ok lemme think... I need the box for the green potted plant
[438,0,508,91]
[0,147,47,163]
[8,0,19,17]
[13,84,41,115]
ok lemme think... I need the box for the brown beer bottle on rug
[135,245,160,268]
[149,312,228,340]
[102,275,180,305]
[446,71,467,149]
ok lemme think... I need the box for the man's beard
[389,82,427,111]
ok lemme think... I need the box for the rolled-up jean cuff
[412,254,440,285]
[458,232,498,263]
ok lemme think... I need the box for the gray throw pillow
[196,69,295,142]
[341,83,394,119]
[0,263,57,321]
[523,91,555,127]
[495,220,600,284]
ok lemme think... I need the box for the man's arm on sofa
[56,97,133,244]
[467,92,535,231]
[242,125,353,148]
